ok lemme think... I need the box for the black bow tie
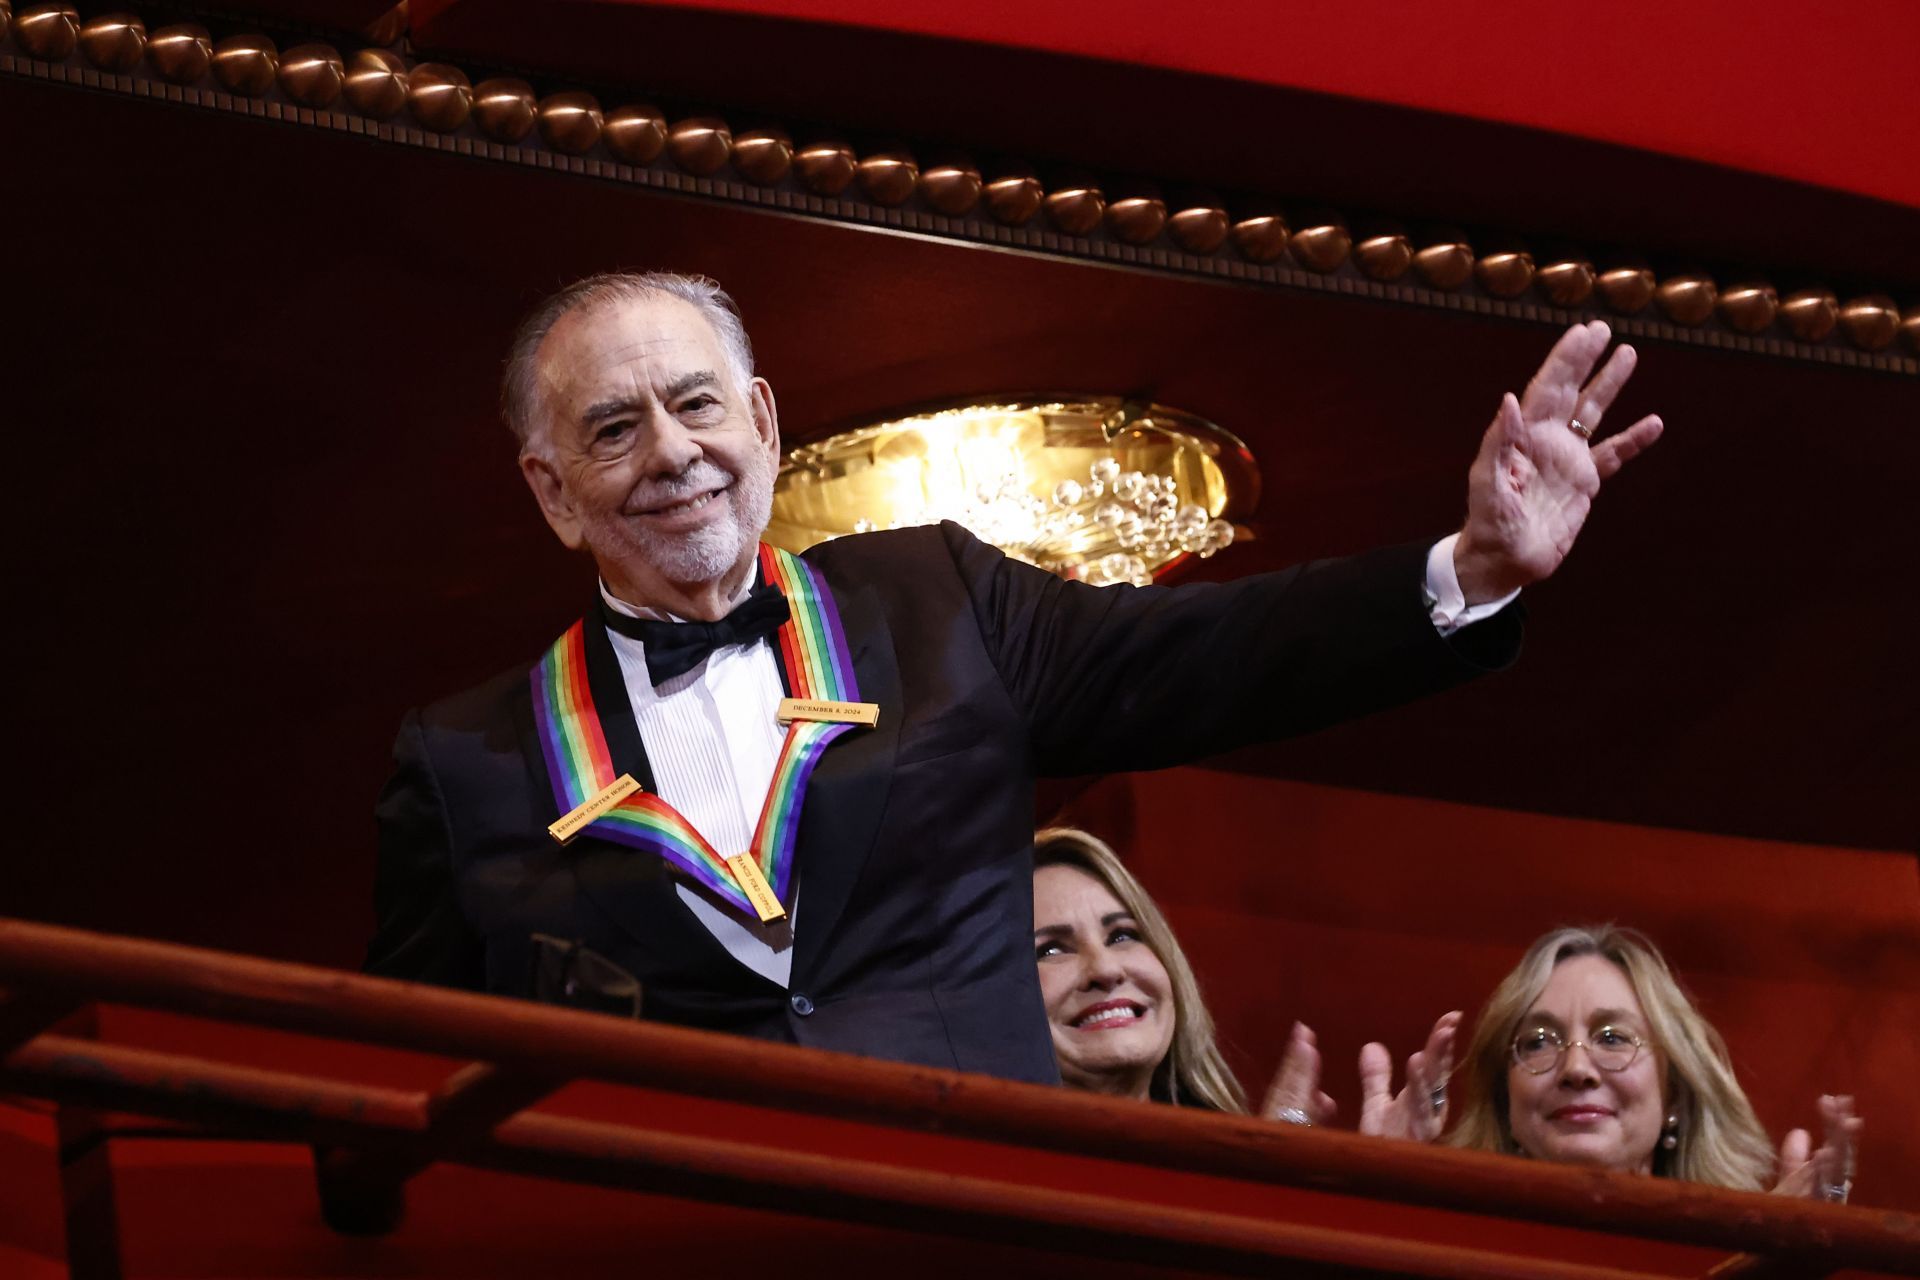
[601,584,792,686]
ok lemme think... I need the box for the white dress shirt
[602,587,799,987]
[600,535,1514,987]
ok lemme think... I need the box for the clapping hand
[1358,1011,1461,1142]
[1259,1022,1338,1127]
[1453,321,1664,604]
[1772,1094,1863,1202]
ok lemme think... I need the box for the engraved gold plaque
[777,698,881,727]
[725,854,787,922]
[548,774,641,844]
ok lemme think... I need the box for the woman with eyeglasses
[1447,924,1862,1199]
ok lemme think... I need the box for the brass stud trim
[472,76,536,144]
[1655,274,1718,326]
[1780,289,1839,343]
[604,103,666,166]
[536,90,603,157]
[1043,181,1103,234]
[1838,295,1900,352]
[1355,233,1413,282]
[3,26,1912,377]
[984,171,1042,225]
[1597,267,1656,316]
[1716,282,1778,335]
[1290,221,1351,273]
[856,149,917,206]
[13,3,78,60]
[733,128,793,186]
[1230,214,1290,265]
[278,42,343,110]
[210,33,276,97]
[666,116,731,176]
[1168,206,1228,255]
[921,159,982,216]
[1536,260,1595,307]
[1106,195,1167,246]
[1475,250,1535,299]
[794,141,855,196]
[1413,242,1473,290]
[405,61,470,133]
[341,47,404,118]
[78,13,144,73]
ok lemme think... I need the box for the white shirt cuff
[1425,534,1520,635]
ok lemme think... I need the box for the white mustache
[624,461,736,514]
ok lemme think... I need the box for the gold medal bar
[776,697,880,727]
[547,773,641,845]
[725,853,788,922]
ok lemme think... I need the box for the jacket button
[789,993,815,1016]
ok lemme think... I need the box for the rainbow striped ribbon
[531,544,863,923]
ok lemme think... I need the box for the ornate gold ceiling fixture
[4,2,1916,372]
[767,399,1258,585]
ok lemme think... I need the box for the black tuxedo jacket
[367,522,1520,1084]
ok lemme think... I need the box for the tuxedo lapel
[544,612,748,979]
[790,580,901,982]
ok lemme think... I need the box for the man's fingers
[1522,320,1610,418]
[1590,414,1664,480]
[1572,342,1638,429]
[1495,391,1527,463]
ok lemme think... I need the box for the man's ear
[519,450,587,551]
[748,376,780,461]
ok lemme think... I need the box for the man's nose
[636,410,702,477]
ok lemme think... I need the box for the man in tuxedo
[367,272,1661,1084]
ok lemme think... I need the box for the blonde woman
[1031,826,1451,1136]
[1448,924,1862,1200]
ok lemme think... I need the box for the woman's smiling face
[1032,862,1175,1100]
[1506,954,1668,1174]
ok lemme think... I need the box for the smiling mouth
[634,485,727,518]
[1070,1001,1147,1030]
[1549,1106,1615,1122]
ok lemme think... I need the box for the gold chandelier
[767,397,1259,585]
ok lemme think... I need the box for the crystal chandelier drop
[768,398,1258,585]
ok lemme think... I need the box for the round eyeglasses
[1511,1025,1645,1075]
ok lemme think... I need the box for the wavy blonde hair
[1448,924,1775,1189]
[1033,827,1247,1114]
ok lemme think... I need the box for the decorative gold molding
[5,1,1916,375]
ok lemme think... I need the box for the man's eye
[680,394,720,414]
[595,422,632,443]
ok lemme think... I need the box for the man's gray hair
[500,271,756,456]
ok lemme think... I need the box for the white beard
[589,455,776,589]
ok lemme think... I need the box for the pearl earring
[1661,1112,1680,1151]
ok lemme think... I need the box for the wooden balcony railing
[1,916,1914,1279]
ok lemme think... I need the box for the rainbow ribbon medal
[531,545,869,924]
